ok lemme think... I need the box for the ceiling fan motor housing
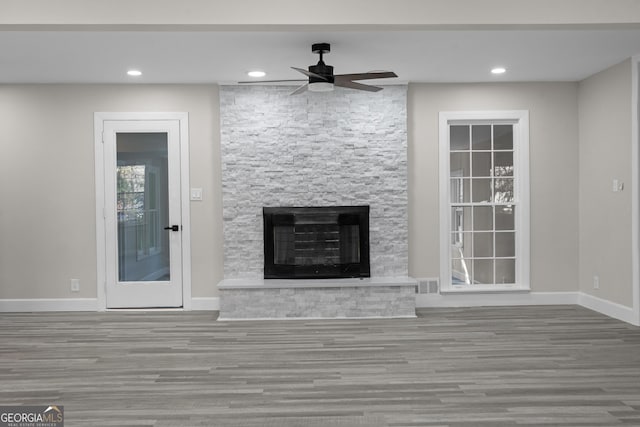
[309,43,334,83]
[309,63,334,83]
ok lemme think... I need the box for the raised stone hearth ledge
[218,277,417,320]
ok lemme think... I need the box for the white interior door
[103,119,183,308]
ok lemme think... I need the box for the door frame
[94,112,192,311]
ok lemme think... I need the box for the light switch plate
[612,179,624,192]
[190,188,203,201]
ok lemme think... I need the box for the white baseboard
[191,297,220,311]
[416,291,639,326]
[0,294,635,326]
[0,298,99,312]
[577,292,637,325]
[416,291,578,308]
[0,297,220,312]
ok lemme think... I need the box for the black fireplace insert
[263,206,370,279]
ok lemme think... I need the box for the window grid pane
[449,123,517,286]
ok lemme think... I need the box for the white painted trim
[416,292,578,308]
[438,112,451,292]
[94,114,107,311]
[0,299,98,312]
[438,110,530,292]
[191,297,220,311]
[179,115,192,310]
[516,111,531,290]
[631,55,640,326]
[0,298,217,312]
[94,112,192,311]
[0,294,634,326]
[441,284,530,293]
[416,291,637,326]
[578,292,636,325]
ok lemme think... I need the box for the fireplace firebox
[263,206,370,279]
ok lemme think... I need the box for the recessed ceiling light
[127,70,142,77]
[247,70,266,78]
[491,67,507,75]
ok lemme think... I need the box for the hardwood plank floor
[1,306,639,426]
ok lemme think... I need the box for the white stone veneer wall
[220,85,408,279]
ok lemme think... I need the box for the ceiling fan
[239,43,398,95]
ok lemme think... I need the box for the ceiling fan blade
[334,71,397,82]
[334,80,383,92]
[291,67,327,80]
[238,79,306,84]
[290,84,309,95]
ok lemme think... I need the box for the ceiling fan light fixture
[308,81,334,92]
[238,43,397,94]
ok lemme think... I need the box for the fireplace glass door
[264,206,370,279]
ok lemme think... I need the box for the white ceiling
[2,29,640,84]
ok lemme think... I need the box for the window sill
[440,285,530,294]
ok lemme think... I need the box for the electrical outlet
[593,275,599,290]
[70,279,80,292]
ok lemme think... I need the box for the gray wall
[0,69,634,306]
[408,82,580,292]
[0,85,223,300]
[578,59,633,307]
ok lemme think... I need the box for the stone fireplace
[217,85,414,318]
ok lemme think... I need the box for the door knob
[164,225,180,231]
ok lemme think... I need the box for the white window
[439,111,530,292]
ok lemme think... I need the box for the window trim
[439,110,530,293]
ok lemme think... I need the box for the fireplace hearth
[263,206,370,279]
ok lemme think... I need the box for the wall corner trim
[631,55,640,327]
[578,292,637,326]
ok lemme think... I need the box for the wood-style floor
[1,306,640,426]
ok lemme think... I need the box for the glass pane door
[102,117,183,309]
[116,133,170,282]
